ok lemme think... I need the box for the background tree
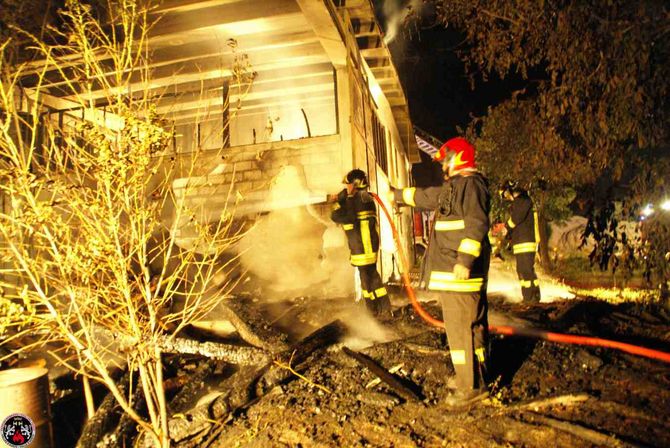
[467,97,578,267]
[0,1,253,445]
[431,0,669,280]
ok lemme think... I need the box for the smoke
[339,303,398,350]
[237,165,354,301]
[487,260,575,303]
[381,0,424,44]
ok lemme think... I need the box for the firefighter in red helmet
[330,169,392,318]
[389,137,491,407]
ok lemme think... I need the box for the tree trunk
[537,209,552,271]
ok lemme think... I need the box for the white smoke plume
[487,260,575,303]
[382,0,424,44]
[237,165,354,301]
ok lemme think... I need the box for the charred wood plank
[167,366,259,444]
[280,319,347,366]
[158,337,270,365]
[167,360,216,414]
[402,342,450,357]
[217,298,289,353]
[218,365,263,411]
[169,321,346,445]
[75,372,130,448]
[342,346,422,402]
[91,327,271,366]
[169,405,219,444]
[356,391,401,408]
[504,394,591,413]
[173,427,213,448]
[519,412,631,447]
[255,319,347,395]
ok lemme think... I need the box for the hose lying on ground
[369,192,670,364]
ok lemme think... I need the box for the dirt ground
[172,289,670,448]
[47,283,670,447]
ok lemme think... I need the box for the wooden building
[12,0,420,290]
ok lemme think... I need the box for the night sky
[371,1,527,186]
[373,2,525,143]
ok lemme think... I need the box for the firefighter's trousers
[440,290,489,390]
[357,264,391,317]
[515,252,541,303]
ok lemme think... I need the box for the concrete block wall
[165,135,348,248]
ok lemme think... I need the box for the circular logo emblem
[1,414,35,448]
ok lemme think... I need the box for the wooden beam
[350,18,377,36]
[156,81,335,116]
[23,88,124,131]
[360,47,388,59]
[30,23,314,90]
[150,0,300,40]
[109,62,334,107]
[383,90,404,99]
[147,29,316,72]
[152,72,334,111]
[340,0,369,11]
[153,0,246,14]
[172,94,335,124]
[342,347,422,402]
[370,66,394,77]
[295,0,347,66]
[174,96,335,125]
[377,79,400,88]
[339,0,419,161]
[356,35,382,50]
[19,4,307,77]
[60,42,330,104]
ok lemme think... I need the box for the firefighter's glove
[503,231,512,248]
[453,263,470,280]
[386,187,398,205]
[336,188,348,203]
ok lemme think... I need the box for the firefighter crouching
[388,137,491,406]
[500,181,541,303]
[329,169,392,318]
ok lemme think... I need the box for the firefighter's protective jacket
[505,192,540,254]
[331,189,379,266]
[394,173,491,292]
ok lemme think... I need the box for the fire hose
[369,192,670,364]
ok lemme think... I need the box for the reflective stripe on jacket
[394,173,491,292]
[505,193,539,254]
[331,189,379,266]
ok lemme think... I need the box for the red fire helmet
[433,137,476,170]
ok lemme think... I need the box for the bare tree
[0,1,254,446]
